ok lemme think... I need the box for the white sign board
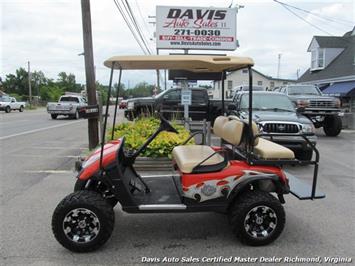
[181,90,192,105]
[156,6,237,50]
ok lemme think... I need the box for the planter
[134,157,172,172]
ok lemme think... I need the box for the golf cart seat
[227,116,295,160]
[172,117,243,174]
[172,145,226,174]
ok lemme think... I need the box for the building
[298,27,355,128]
[210,68,296,99]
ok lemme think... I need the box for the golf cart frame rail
[101,55,321,200]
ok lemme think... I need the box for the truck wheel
[323,115,342,137]
[52,191,114,252]
[51,114,58,119]
[74,179,118,207]
[229,191,285,246]
[74,110,80,119]
[295,149,313,161]
[5,106,11,113]
[19,106,24,112]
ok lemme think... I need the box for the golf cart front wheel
[52,191,114,252]
[229,191,285,246]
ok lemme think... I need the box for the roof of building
[299,29,355,83]
[225,67,296,82]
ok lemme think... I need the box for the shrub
[110,117,194,158]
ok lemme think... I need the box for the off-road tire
[19,106,24,112]
[74,179,118,207]
[323,115,342,137]
[51,114,58,119]
[52,191,114,252]
[295,149,313,161]
[229,191,285,246]
[5,106,11,113]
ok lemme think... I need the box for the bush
[111,117,194,158]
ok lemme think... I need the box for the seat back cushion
[222,120,244,146]
[213,116,228,138]
[240,119,259,146]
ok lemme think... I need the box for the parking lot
[0,109,354,265]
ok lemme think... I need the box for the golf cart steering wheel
[159,114,179,134]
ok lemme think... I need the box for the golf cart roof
[104,55,254,72]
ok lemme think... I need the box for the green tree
[57,72,80,92]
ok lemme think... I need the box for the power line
[112,0,149,54]
[121,0,152,54]
[276,1,334,36]
[273,0,354,26]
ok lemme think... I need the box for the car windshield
[240,94,295,112]
[60,96,79,103]
[288,85,321,95]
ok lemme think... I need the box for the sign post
[156,6,237,51]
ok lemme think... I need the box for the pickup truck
[0,95,26,113]
[125,88,226,122]
[47,95,87,119]
[228,91,317,161]
[279,85,342,136]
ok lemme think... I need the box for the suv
[229,91,316,160]
[280,85,342,136]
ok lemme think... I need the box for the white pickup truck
[47,95,87,119]
[0,95,26,113]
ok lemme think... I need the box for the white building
[210,68,296,99]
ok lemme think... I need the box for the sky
[1,0,354,89]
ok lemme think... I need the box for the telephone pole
[28,61,32,106]
[277,53,282,78]
[81,0,99,149]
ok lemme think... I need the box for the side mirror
[228,104,237,111]
[11,99,15,103]
[296,106,305,113]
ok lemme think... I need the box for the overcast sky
[1,0,354,88]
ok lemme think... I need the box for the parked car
[119,99,128,109]
[228,91,316,160]
[279,85,342,136]
[47,95,87,119]
[125,88,227,122]
[0,95,26,113]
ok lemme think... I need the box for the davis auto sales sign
[156,6,237,50]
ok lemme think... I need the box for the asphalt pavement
[0,109,354,265]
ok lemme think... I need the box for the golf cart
[51,55,325,252]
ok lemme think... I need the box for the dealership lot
[0,109,354,265]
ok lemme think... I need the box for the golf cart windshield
[288,85,321,96]
[240,93,295,112]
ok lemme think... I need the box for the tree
[3,68,28,96]
[57,72,80,92]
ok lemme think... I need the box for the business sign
[156,6,237,50]
[181,89,192,105]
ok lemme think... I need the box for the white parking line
[0,120,84,140]
[24,170,73,174]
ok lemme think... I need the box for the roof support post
[221,71,226,115]
[111,67,122,140]
[248,66,253,159]
[99,62,115,171]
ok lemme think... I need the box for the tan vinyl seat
[172,145,225,173]
[254,138,295,159]
[213,116,228,138]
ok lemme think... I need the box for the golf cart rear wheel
[323,115,342,136]
[52,191,114,252]
[74,179,118,207]
[229,191,285,246]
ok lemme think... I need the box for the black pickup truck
[228,91,317,161]
[279,85,342,136]
[125,88,226,122]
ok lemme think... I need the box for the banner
[156,6,237,50]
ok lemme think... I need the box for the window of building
[257,81,262,86]
[283,81,288,85]
[270,81,275,88]
[311,48,325,70]
[242,69,248,74]
[228,80,233,90]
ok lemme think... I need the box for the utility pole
[156,48,160,90]
[81,0,99,150]
[277,53,282,78]
[27,61,32,106]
